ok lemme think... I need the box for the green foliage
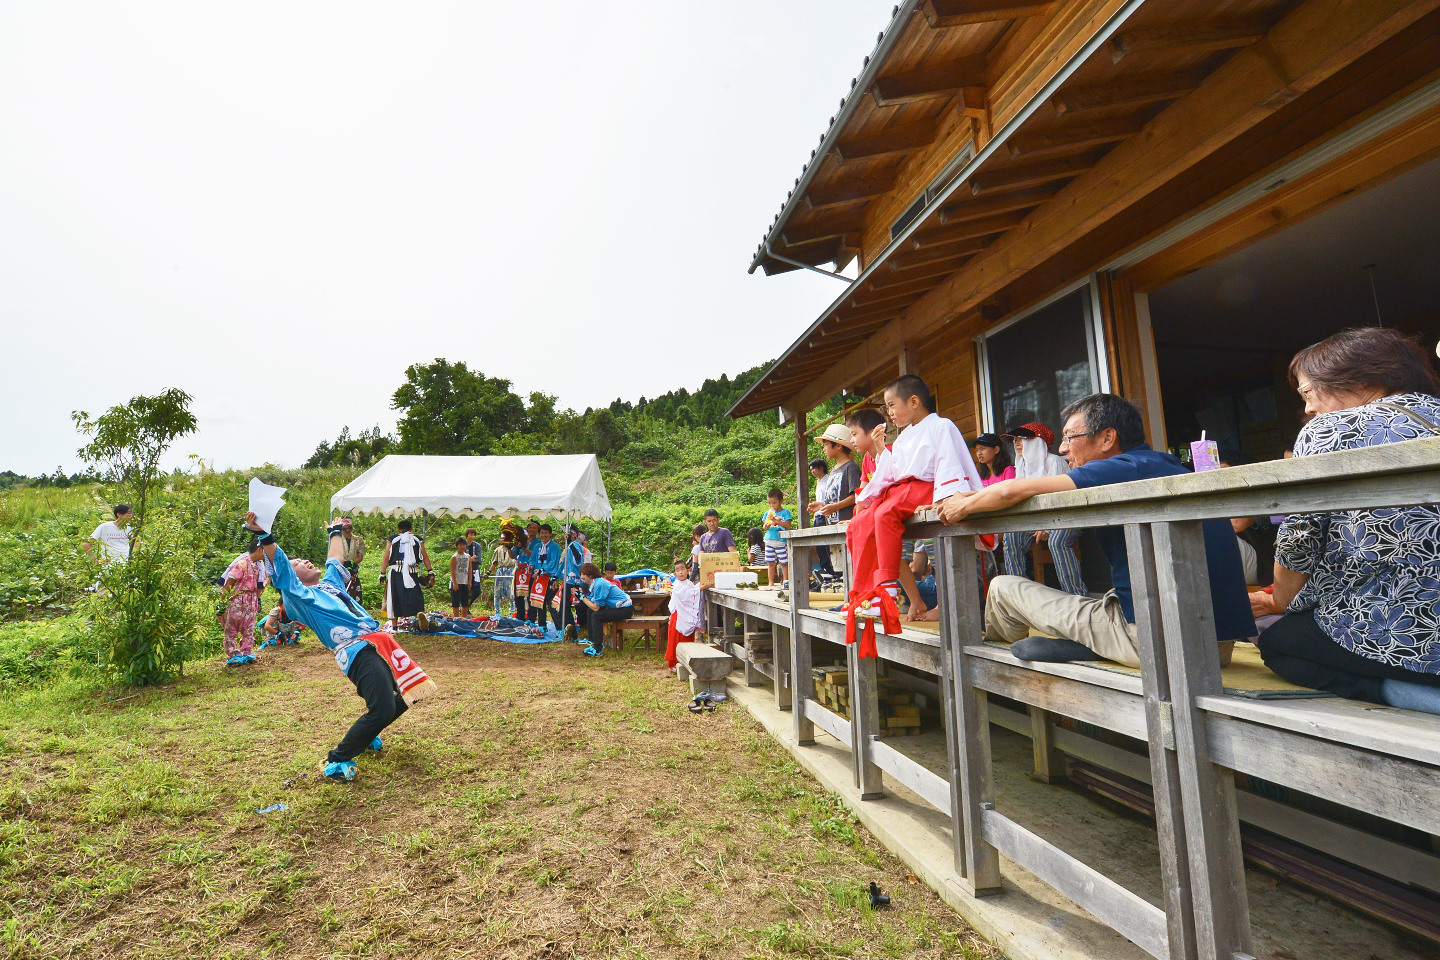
[72,388,197,532]
[0,619,74,689]
[71,514,217,687]
[392,359,530,456]
[0,504,100,620]
[304,425,393,470]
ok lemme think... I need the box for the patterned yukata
[222,555,264,657]
[1275,392,1440,676]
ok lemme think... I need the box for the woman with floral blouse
[1255,327,1440,713]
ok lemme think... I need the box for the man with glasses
[938,394,1253,666]
[1000,422,1086,597]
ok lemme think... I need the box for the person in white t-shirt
[86,504,134,562]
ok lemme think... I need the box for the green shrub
[71,514,218,687]
[0,618,74,689]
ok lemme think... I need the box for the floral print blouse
[1277,392,1440,675]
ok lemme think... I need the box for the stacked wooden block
[812,665,849,717]
[877,677,921,737]
[744,631,774,664]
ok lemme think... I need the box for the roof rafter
[911,210,1029,249]
[939,184,1057,222]
[966,151,1104,195]
[1006,114,1149,159]
[922,0,1054,28]
[834,118,941,163]
[803,173,901,211]
[871,54,990,107]
[1052,72,1201,117]
[1110,19,1270,64]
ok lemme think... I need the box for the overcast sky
[0,2,885,475]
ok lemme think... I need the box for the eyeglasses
[1060,430,1097,443]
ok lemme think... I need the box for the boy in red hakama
[844,376,984,656]
[665,558,705,668]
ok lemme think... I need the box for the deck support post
[789,537,815,746]
[1151,521,1253,960]
[775,624,793,711]
[936,534,1002,893]
[1028,707,1065,784]
[849,640,885,799]
[1127,523,1201,960]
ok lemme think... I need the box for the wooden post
[774,624,793,712]
[1152,521,1253,960]
[789,536,815,746]
[1126,524,1200,960]
[849,641,885,799]
[1028,707,1065,784]
[740,614,761,687]
[795,419,811,534]
[936,534,1001,893]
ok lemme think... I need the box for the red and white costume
[665,577,705,668]
[845,413,983,654]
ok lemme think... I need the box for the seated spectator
[1216,451,1276,586]
[603,561,622,587]
[1254,327,1440,713]
[972,433,1015,486]
[262,599,304,645]
[939,394,1253,666]
[1001,423,1086,597]
[578,562,633,655]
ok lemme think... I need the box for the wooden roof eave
[747,0,926,276]
[729,0,1154,421]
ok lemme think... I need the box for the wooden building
[732,0,1440,469]
[719,3,1440,959]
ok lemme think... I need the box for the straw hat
[817,423,855,450]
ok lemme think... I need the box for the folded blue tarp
[395,614,561,644]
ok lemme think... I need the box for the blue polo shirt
[529,539,561,577]
[1067,445,1255,642]
[268,544,376,674]
[585,578,632,609]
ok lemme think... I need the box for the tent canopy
[330,454,612,521]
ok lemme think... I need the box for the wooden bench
[604,615,669,651]
[675,642,733,696]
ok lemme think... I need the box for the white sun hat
[818,423,856,449]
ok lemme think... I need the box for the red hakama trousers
[665,611,697,669]
[845,477,934,596]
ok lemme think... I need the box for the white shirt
[669,578,705,637]
[858,413,983,503]
[90,521,132,561]
[1014,436,1070,479]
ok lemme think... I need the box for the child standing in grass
[761,488,793,586]
[221,540,266,666]
[449,538,472,618]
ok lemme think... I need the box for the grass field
[0,636,998,960]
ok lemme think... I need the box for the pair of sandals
[687,691,726,713]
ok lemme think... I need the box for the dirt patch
[0,638,998,959]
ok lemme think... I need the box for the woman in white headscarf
[1001,422,1087,596]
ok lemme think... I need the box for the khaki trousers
[983,575,1140,667]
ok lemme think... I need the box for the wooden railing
[752,435,1440,960]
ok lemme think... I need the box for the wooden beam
[967,151,1102,195]
[803,174,899,211]
[911,210,1028,248]
[1006,115,1149,159]
[1111,19,1269,64]
[834,118,940,163]
[778,0,1436,418]
[874,261,963,288]
[871,54,989,107]
[940,184,1057,222]
[1051,72,1201,117]
[857,276,945,303]
[922,0,1053,28]
[781,209,865,244]
[893,236,992,267]
[849,287,927,311]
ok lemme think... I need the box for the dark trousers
[559,582,586,633]
[1256,609,1440,703]
[587,605,633,646]
[329,645,408,763]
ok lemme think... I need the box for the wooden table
[625,591,672,617]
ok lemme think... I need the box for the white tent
[329,454,612,521]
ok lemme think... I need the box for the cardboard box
[699,551,742,588]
